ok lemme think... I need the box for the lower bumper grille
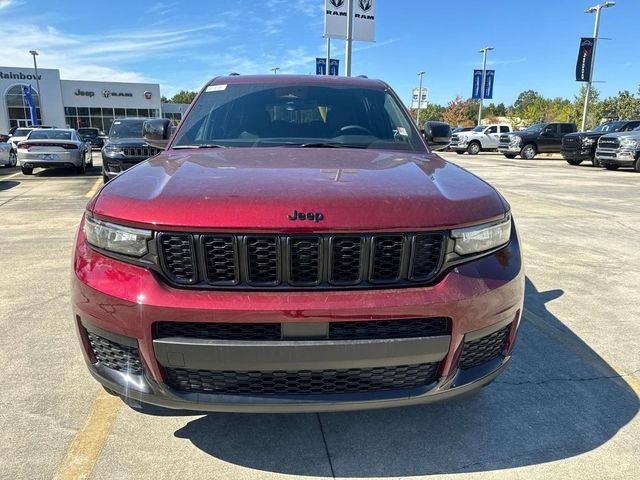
[166,363,439,395]
[87,332,143,375]
[154,317,451,341]
[459,324,511,369]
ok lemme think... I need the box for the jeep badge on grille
[288,210,324,222]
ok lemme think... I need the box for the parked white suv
[450,124,513,155]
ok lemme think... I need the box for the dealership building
[0,65,187,133]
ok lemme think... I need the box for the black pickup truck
[498,122,577,159]
[562,120,640,167]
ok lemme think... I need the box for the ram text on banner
[353,0,375,42]
[324,0,348,39]
[575,37,594,82]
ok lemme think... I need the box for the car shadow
[0,180,19,191]
[163,276,638,476]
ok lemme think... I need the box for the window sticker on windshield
[396,127,408,136]
[206,84,227,92]
[113,121,121,125]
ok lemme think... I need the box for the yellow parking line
[523,308,640,396]
[52,389,122,480]
[1,171,22,180]
[85,177,102,198]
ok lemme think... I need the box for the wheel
[103,173,110,183]
[21,166,33,175]
[520,144,537,160]
[467,142,481,155]
[591,156,601,167]
[504,154,517,159]
[566,158,583,166]
[87,149,93,167]
[7,150,17,167]
[76,160,86,174]
[603,163,619,171]
[634,157,640,173]
[455,151,465,155]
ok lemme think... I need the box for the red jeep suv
[72,75,524,412]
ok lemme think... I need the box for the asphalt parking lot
[1,151,639,479]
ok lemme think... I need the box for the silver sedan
[0,137,16,168]
[17,128,92,175]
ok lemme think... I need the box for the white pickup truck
[450,123,513,155]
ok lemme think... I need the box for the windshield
[28,129,72,140]
[172,83,425,151]
[109,120,144,139]
[525,123,546,132]
[78,128,99,136]
[14,128,33,137]
[471,126,485,132]
[591,122,626,133]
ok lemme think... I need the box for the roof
[207,74,387,89]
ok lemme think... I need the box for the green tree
[411,103,446,124]
[571,85,600,128]
[164,90,198,104]
[442,96,474,127]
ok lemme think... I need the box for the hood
[564,131,603,139]
[91,148,507,231]
[598,130,640,140]
[106,137,146,146]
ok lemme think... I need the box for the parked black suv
[498,122,577,159]
[101,118,162,182]
[78,127,107,150]
[562,120,640,167]
[422,121,451,151]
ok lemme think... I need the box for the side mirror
[143,118,171,150]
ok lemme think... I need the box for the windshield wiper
[286,142,368,149]
[173,144,227,149]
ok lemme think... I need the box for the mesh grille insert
[166,363,439,395]
[155,322,282,340]
[87,332,143,375]
[159,234,195,283]
[370,235,404,283]
[330,317,451,340]
[289,237,321,285]
[459,324,511,369]
[330,237,363,284]
[411,234,444,280]
[202,235,237,284]
[246,236,279,285]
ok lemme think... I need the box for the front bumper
[561,149,593,161]
[595,148,637,166]
[449,140,467,151]
[72,222,524,412]
[19,151,82,168]
[498,144,521,154]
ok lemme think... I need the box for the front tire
[455,150,465,155]
[467,142,481,155]
[21,166,33,175]
[520,144,537,160]
[87,150,93,168]
[7,151,17,167]
[103,173,110,183]
[634,157,640,173]
[504,154,517,159]
[76,160,86,174]
[603,163,619,171]
[566,158,583,166]
[591,156,601,167]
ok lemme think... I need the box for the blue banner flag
[22,84,38,126]
[316,58,327,75]
[329,59,339,76]
[484,70,495,99]
[472,70,483,99]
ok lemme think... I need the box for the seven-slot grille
[157,232,445,289]
[121,146,160,158]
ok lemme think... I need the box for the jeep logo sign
[74,89,95,98]
[288,210,325,222]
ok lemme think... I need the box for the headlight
[620,138,638,149]
[509,135,522,146]
[581,137,595,146]
[451,215,512,255]
[457,135,468,143]
[84,216,152,257]
[103,145,123,154]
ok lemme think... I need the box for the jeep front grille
[155,232,446,290]
[121,146,160,158]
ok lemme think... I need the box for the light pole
[416,71,426,125]
[581,2,615,131]
[345,0,354,77]
[270,67,280,75]
[29,50,42,124]
[477,46,493,126]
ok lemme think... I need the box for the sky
[1,0,638,106]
